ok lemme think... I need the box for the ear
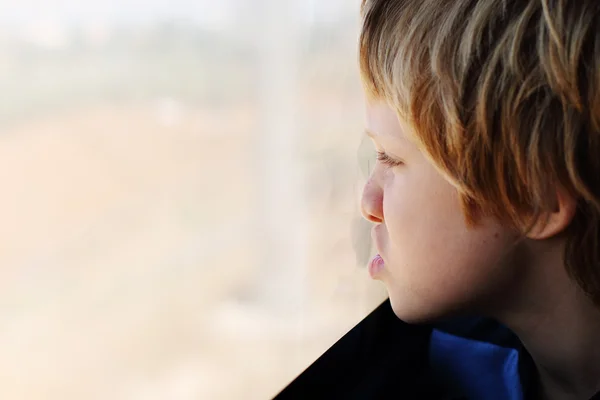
[526,186,577,240]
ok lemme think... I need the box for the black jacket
[273,299,600,400]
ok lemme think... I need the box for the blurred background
[0,0,388,398]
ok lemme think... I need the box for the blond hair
[359,0,600,305]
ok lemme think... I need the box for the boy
[276,1,600,399]
[359,0,600,398]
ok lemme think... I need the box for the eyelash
[376,151,403,167]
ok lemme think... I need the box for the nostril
[360,202,383,224]
[365,212,383,224]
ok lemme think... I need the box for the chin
[388,291,456,325]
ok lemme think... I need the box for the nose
[360,177,384,224]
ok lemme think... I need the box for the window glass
[0,1,387,398]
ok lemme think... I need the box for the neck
[489,239,600,400]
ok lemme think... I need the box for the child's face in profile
[362,100,522,322]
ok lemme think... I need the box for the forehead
[365,101,415,146]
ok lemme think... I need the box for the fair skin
[361,100,600,400]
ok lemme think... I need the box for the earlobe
[526,187,577,240]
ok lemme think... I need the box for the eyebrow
[365,127,415,149]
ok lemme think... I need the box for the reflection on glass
[0,0,387,398]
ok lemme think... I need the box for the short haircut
[359,0,600,305]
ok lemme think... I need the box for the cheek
[376,163,519,322]
[382,171,509,293]
[382,170,462,258]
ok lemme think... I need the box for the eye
[376,151,404,167]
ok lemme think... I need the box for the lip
[369,224,387,279]
[368,254,385,279]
